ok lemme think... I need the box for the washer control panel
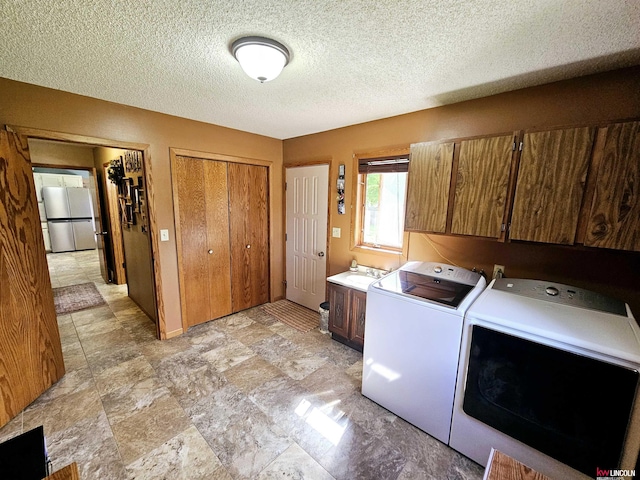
[492,278,627,316]
[401,261,482,287]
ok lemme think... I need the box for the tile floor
[0,250,484,479]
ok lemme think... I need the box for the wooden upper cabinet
[405,141,454,233]
[451,135,514,238]
[584,121,640,251]
[510,127,595,245]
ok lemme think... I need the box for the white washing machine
[450,278,640,479]
[361,261,486,443]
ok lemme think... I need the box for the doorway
[19,131,162,336]
[285,164,330,311]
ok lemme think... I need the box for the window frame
[351,147,410,256]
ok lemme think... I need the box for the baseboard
[165,328,183,339]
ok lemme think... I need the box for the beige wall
[283,66,640,314]
[0,77,283,335]
[29,138,95,168]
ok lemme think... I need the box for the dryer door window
[462,325,638,476]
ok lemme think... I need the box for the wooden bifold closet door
[173,155,269,329]
[228,163,270,312]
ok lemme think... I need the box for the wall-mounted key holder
[337,164,345,214]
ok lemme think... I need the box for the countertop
[326,266,387,292]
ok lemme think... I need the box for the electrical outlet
[160,229,169,242]
[332,227,341,238]
[493,264,505,279]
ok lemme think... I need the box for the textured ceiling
[1,0,639,139]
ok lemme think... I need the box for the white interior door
[286,164,329,310]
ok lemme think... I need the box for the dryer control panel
[492,278,628,316]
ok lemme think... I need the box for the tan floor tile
[125,425,230,480]
[110,393,192,464]
[23,386,103,437]
[258,443,335,480]
[224,355,283,394]
[229,322,276,346]
[94,354,156,396]
[202,340,256,373]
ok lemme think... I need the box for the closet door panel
[203,160,233,319]
[247,165,269,306]
[173,156,211,327]
[228,163,269,312]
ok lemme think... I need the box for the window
[356,154,409,250]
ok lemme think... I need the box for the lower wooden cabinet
[327,282,367,351]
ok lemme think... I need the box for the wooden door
[89,171,111,284]
[101,164,126,284]
[584,121,640,251]
[285,164,329,310]
[510,127,595,244]
[173,156,232,327]
[0,130,65,428]
[349,289,367,347]
[228,163,269,312]
[405,142,454,233]
[328,283,349,339]
[451,135,514,238]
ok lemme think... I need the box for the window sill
[351,244,403,256]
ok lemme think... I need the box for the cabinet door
[173,156,232,327]
[328,283,349,339]
[349,289,367,347]
[405,142,454,233]
[585,121,640,251]
[228,163,270,312]
[451,135,513,238]
[510,127,595,244]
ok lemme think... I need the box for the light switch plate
[332,227,341,238]
[160,229,169,242]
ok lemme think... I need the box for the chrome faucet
[366,268,382,279]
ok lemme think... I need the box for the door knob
[208,249,213,254]
[318,251,325,257]
[246,244,251,249]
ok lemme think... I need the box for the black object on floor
[0,426,48,479]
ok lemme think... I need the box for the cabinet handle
[246,244,251,249]
[208,249,213,254]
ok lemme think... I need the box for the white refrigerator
[43,187,96,253]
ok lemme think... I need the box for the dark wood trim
[500,130,524,243]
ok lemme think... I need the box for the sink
[346,275,376,286]
[327,270,382,292]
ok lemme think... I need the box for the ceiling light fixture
[231,36,290,83]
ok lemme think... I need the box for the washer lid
[373,261,482,308]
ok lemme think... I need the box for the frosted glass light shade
[232,37,290,83]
